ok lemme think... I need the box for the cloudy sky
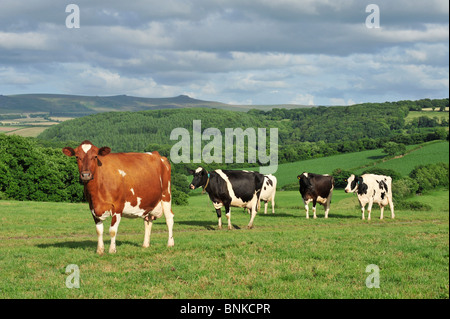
[0,0,448,106]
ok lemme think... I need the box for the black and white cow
[345,174,395,220]
[189,167,265,229]
[260,174,277,214]
[247,174,277,215]
[297,172,334,219]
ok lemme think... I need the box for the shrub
[409,162,449,193]
[383,142,406,156]
[394,200,432,211]
[392,177,419,199]
[332,168,353,188]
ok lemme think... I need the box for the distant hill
[0,93,310,116]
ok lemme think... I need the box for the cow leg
[271,196,275,214]
[388,196,395,219]
[325,189,333,218]
[161,201,174,247]
[303,199,311,219]
[312,199,317,219]
[143,216,153,248]
[247,204,258,229]
[216,208,222,230]
[225,206,232,230]
[324,202,330,219]
[380,205,385,220]
[109,214,121,253]
[360,202,366,220]
[95,221,105,255]
[367,199,374,221]
[264,200,268,215]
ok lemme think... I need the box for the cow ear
[62,147,75,157]
[98,147,111,156]
[297,175,301,180]
[187,169,195,175]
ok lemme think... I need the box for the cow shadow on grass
[37,240,140,251]
[176,220,242,230]
[258,211,361,219]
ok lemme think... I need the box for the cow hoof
[167,238,174,247]
[247,225,253,229]
[142,243,150,248]
[228,226,232,230]
[109,248,117,254]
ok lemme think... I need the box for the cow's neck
[83,174,102,203]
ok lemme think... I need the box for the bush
[332,168,353,188]
[393,177,419,199]
[383,142,406,156]
[409,162,449,193]
[394,200,432,211]
[171,188,189,206]
[0,135,84,202]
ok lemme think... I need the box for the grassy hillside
[0,188,447,299]
[252,141,449,188]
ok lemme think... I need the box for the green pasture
[0,188,448,299]
[271,141,449,187]
[406,110,449,124]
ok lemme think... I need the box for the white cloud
[0,31,49,50]
[290,94,315,106]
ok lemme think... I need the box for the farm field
[0,188,448,299]
[259,141,449,188]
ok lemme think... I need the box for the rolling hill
[0,93,310,116]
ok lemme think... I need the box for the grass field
[406,110,449,124]
[0,188,448,299]
[268,141,449,187]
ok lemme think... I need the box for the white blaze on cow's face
[345,174,357,193]
[81,144,92,153]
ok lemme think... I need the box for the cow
[297,172,334,219]
[62,140,174,255]
[345,174,395,220]
[258,174,277,214]
[189,167,265,230]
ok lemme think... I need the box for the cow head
[62,140,111,182]
[188,166,209,190]
[297,172,310,187]
[344,174,361,193]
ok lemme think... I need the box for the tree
[383,142,406,157]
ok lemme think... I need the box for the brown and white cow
[345,174,394,220]
[297,172,334,219]
[63,140,174,254]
